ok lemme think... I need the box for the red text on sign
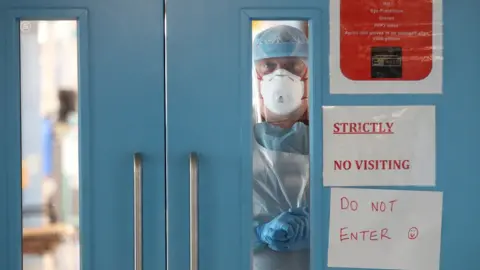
[333,122,394,134]
[371,199,398,212]
[356,159,410,170]
[340,227,392,242]
[334,160,352,170]
[340,196,358,211]
[333,159,410,171]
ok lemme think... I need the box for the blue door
[0,1,166,270]
[167,0,480,269]
[1,0,480,270]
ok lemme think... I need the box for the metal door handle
[134,153,143,270]
[189,153,199,270]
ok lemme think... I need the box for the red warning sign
[340,0,433,81]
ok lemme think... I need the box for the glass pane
[20,20,80,270]
[251,20,310,270]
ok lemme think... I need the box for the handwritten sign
[323,106,436,186]
[328,188,443,270]
[329,0,443,93]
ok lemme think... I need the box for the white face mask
[260,69,304,116]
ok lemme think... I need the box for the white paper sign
[323,106,435,186]
[328,188,443,270]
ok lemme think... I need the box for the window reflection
[20,20,80,270]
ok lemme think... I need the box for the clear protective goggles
[255,57,308,80]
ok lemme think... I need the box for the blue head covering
[253,25,308,61]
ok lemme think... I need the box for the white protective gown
[252,121,310,270]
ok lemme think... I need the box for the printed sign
[323,106,435,186]
[329,0,443,93]
[328,188,443,270]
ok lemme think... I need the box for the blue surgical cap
[253,25,309,61]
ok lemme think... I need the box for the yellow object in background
[22,160,29,189]
[252,20,262,31]
[252,20,307,41]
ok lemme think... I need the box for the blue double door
[1,0,480,269]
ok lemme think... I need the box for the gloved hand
[255,207,310,252]
[282,207,310,251]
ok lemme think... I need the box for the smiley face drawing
[408,227,419,240]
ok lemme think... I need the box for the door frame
[3,8,89,270]
[240,9,328,268]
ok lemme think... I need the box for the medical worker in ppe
[252,24,310,270]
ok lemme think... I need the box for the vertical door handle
[134,153,143,270]
[189,153,199,270]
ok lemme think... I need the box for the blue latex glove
[290,206,309,217]
[255,207,310,252]
[282,207,310,251]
